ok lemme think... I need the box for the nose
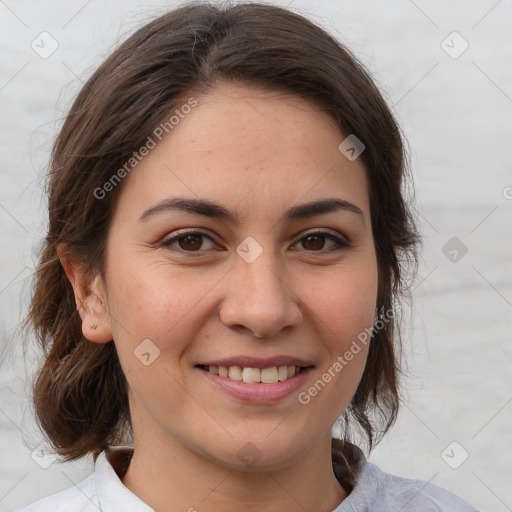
[218,250,303,338]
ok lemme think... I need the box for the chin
[202,429,315,473]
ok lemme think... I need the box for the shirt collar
[94,441,367,511]
[95,447,154,512]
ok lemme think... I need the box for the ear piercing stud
[90,323,97,330]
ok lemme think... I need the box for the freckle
[205,334,210,340]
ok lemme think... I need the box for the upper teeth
[207,365,300,383]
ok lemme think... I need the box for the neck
[121,432,347,512]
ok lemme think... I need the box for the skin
[60,82,379,512]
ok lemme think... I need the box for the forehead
[113,83,370,224]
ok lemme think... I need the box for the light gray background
[1,1,511,511]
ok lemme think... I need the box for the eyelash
[159,229,351,255]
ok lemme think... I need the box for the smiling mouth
[196,364,309,384]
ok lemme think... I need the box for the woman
[20,2,479,510]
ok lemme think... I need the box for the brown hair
[23,0,419,477]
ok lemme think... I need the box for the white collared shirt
[17,445,479,511]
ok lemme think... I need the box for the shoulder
[352,460,480,511]
[16,474,98,512]
[17,447,151,512]
[367,463,479,511]
[332,442,479,512]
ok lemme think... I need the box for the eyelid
[290,229,351,253]
[160,229,218,249]
[295,227,349,244]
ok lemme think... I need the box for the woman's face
[98,83,378,470]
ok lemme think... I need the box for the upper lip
[196,356,314,369]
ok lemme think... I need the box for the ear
[57,243,113,344]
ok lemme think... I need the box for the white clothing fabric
[18,444,479,511]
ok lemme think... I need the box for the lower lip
[196,367,313,403]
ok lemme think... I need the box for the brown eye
[292,231,350,253]
[301,234,326,251]
[178,234,203,251]
[161,231,216,253]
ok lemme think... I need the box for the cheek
[104,262,203,412]
[298,269,377,420]
[105,259,220,352]
[313,261,378,350]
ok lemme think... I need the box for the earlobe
[57,243,113,344]
[80,284,113,344]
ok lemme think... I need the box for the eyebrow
[138,197,365,225]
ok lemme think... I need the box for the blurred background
[1,0,511,510]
